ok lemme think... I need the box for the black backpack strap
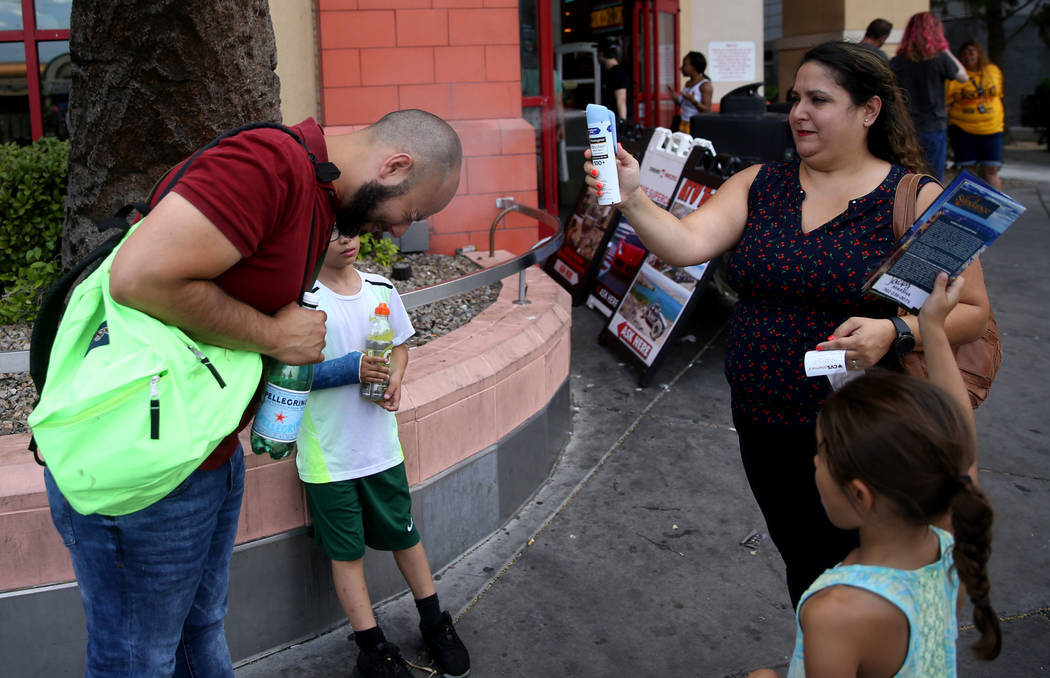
[152,122,339,204]
[96,201,153,232]
[150,121,335,300]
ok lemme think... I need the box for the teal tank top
[787,526,960,677]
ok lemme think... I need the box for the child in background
[297,231,470,678]
[749,273,1000,677]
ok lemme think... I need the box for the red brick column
[318,0,541,255]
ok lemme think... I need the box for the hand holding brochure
[863,172,1025,312]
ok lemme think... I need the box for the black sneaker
[351,641,413,678]
[419,611,470,677]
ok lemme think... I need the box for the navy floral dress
[725,160,910,425]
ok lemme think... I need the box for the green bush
[359,232,400,268]
[0,137,68,323]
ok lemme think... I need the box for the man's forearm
[113,277,278,355]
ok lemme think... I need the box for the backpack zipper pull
[149,374,161,440]
[187,344,226,388]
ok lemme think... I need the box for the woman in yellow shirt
[947,41,1004,189]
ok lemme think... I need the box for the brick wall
[318,0,541,255]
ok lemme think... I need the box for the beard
[334,179,410,238]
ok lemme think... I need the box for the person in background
[947,40,1005,190]
[666,51,713,134]
[890,11,968,180]
[746,273,1000,677]
[598,38,629,122]
[296,231,470,678]
[858,18,893,61]
[584,41,990,608]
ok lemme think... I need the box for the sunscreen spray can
[586,104,621,205]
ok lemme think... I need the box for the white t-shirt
[296,271,415,483]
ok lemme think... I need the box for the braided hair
[818,370,1001,660]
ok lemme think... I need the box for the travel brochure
[606,173,720,368]
[864,172,1025,312]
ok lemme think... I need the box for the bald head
[330,110,461,237]
[366,109,462,180]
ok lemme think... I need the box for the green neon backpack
[28,122,335,516]
[27,217,263,515]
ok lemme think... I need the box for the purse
[891,172,1003,408]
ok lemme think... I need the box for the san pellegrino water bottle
[360,303,394,402]
[250,291,320,459]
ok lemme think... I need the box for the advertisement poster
[544,131,653,305]
[606,176,719,365]
[586,131,708,317]
[601,161,724,383]
[587,216,646,317]
[543,184,619,304]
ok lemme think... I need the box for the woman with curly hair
[947,40,1005,189]
[890,11,968,180]
[584,41,991,607]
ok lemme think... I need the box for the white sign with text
[708,41,755,82]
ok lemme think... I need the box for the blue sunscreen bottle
[586,103,621,205]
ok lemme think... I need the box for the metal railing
[399,197,562,310]
[0,199,564,373]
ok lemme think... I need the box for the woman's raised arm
[583,143,756,267]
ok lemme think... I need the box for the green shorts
[303,462,420,561]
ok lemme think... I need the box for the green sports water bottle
[360,302,394,402]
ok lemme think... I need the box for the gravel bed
[0,253,500,436]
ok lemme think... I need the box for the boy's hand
[919,273,965,336]
[377,380,402,411]
[359,354,390,384]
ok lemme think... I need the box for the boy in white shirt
[298,230,469,678]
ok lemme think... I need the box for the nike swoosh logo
[406,519,414,532]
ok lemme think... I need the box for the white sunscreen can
[586,104,621,205]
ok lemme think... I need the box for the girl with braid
[748,272,1000,677]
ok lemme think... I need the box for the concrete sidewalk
[239,161,1050,677]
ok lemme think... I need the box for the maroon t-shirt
[156,118,337,469]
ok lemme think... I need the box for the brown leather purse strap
[891,172,938,239]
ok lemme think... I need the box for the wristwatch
[890,316,916,355]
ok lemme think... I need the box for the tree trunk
[63,0,281,265]
[984,0,1007,67]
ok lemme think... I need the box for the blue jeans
[918,129,948,182]
[45,448,245,678]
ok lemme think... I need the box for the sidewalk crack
[959,605,1050,630]
[978,466,1050,484]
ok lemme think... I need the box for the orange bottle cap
[375,303,390,315]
